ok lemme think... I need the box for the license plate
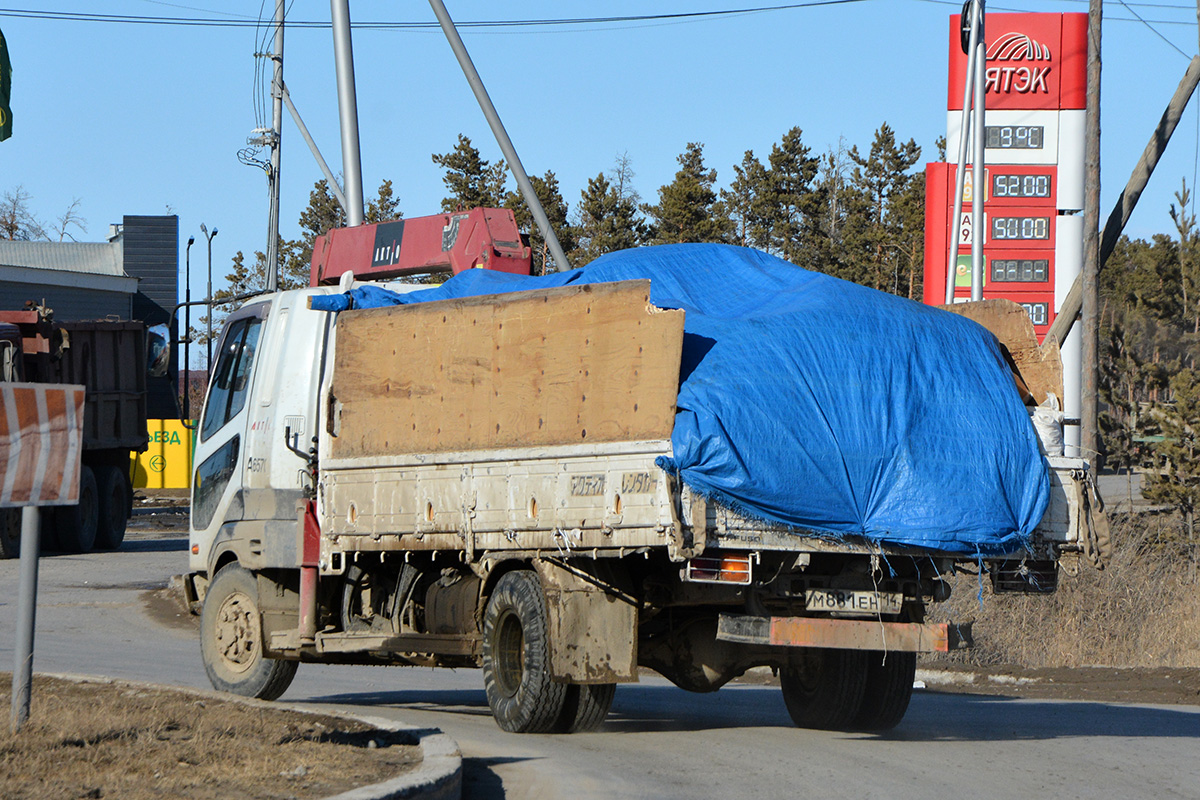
[805,589,903,616]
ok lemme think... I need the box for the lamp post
[184,235,194,421]
[200,223,218,371]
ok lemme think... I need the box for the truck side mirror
[147,324,170,378]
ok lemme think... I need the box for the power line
[0,3,872,30]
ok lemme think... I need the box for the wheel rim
[493,608,525,698]
[214,590,259,674]
[787,651,825,698]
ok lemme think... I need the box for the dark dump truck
[0,305,149,557]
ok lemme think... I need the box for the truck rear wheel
[780,648,868,730]
[852,651,916,731]
[201,563,297,701]
[482,570,567,733]
[95,465,129,550]
[555,683,616,733]
[54,465,98,553]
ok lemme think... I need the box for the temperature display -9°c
[992,173,1052,199]
[991,216,1051,241]
[985,125,1044,149]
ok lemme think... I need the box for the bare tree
[52,198,87,242]
[0,185,48,240]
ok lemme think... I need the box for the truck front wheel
[482,570,567,733]
[201,564,297,700]
[780,647,868,730]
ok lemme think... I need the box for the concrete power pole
[1081,0,1102,464]
[265,0,284,292]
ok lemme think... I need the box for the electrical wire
[0,3,871,30]
[1116,0,1191,58]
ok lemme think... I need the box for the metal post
[1080,0,1102,462]
[282,82,350,216]
[970,1,986,302]
[201,224,218,370]
[11,507,39,733]
[428,0,573,272]
[184,235,194,422]
[266,0,285,292]
[946,0,982,304]
[330,0,364,227]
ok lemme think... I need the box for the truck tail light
[684,552,753,585]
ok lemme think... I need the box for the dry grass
[925,513,1200,669]
[0,674,419,800]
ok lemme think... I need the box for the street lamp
[184,235,195,422]
[200,223,218,371]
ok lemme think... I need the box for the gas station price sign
[990,214,1052,243]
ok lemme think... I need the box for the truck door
[190,301,268,569]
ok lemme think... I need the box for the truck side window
[200,318,263,442]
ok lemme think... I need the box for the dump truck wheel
[482,570,567,733]
[852,651,916,731]
[555,683,616,733]
[94,465,129,551]
[780,648,868,730]
[201,563,297,700]
[0,509,20,559]
[54,465,98,553]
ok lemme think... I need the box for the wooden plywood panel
[938,298,1064,404]
[328,280,684,459]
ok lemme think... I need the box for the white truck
[184,233,1107,734]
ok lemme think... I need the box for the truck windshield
[200,317,262,442]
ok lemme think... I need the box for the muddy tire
[555,683,616,733]
[54,465,98,553]
[201,563,297,700]
[94,465,129,551]
[780,648,868,730]
[482,570,567,733]
[0,509,20,559]
[852,651,916,731]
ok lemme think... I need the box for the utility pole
[265,0,285,292]
[1081,0,1102,463]
[330,0,365,227]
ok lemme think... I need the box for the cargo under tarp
[311,244,1049,556]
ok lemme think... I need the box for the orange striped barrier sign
[0,383,85,508]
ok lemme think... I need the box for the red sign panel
[948,12,1087,111]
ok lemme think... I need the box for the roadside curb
[39,673,462,800]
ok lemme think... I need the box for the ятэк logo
[985,32,1052,95]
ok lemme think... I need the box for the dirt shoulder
[0,674,419,800]
[915,662,1200,706]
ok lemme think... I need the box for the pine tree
[642,142,732,245]
[760,127,824,270]
[1145,369,1200,561]
[504,170,576,275]
[575,160,646,266]
[719,150,770,250]
[432,134,508,211]
[839,123,922,292]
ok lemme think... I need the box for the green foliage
[1144,369,1200,545]
[504,170,576,275]
[642,142,733,245]
[837,123,923,295]
[432,134,508,212]
[575,154,646,266]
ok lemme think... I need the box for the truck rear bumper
[716,613,973,653]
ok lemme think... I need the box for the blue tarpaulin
[312,244,1049,556]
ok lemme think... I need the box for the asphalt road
[2,519,1198,800]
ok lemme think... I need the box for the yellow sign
[131,419,194,489]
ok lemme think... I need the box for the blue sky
[2,1,1199,304]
